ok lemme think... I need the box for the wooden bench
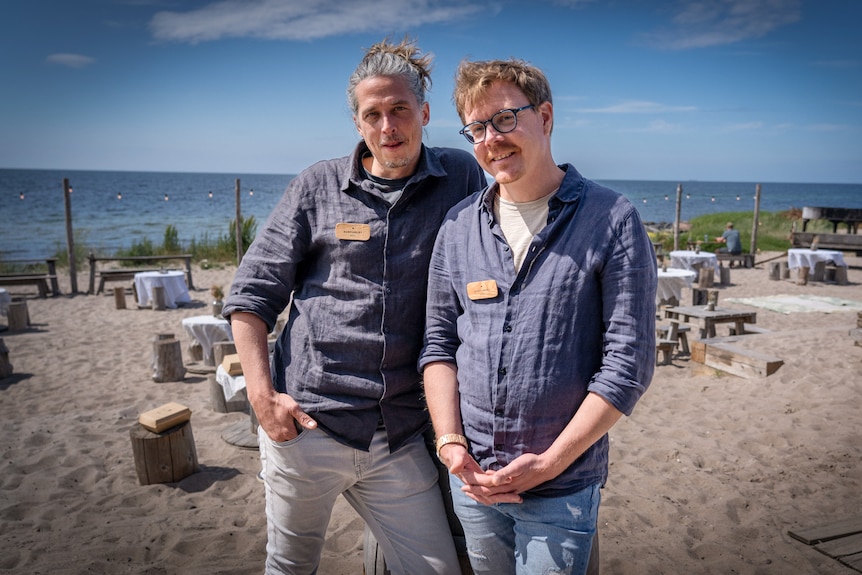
[656,321,691,354]
[87,253,195,295]
[727,323,771,336]
[656,339,678,366]
[716,253,755,268]
[0,258,60,297]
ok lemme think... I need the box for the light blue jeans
[450,475,600,575]
[259,426,460,575]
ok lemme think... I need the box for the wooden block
[151,285,166,311]
[139,401,191,433]
[113,286,126,310]
[152,337,185,382]
[702,342,783,379]
[768,261,781,281]
[221,353,243,375]
[691,340,706,364]
[7,301,29,331]
[130,419,198,485]
[697,267,714,288]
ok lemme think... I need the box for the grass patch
[649,209,833,254]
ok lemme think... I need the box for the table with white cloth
[134,270,191,309]
[216,364,246,402]
[669,250,718,274]
[787,248,847,271]
[656,268,697,306]
[0,288,10,317]
[182,315,233,365]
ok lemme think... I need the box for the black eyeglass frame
[459,104,535,144]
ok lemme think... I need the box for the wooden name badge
[335,223,371,241]
[466,279,498,301]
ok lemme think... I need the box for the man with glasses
[420,58,656,574]
[223,38,485,574]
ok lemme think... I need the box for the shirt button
[503,324,512,332]
[498,367,507,375]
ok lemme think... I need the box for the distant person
[420,57,656,574]
[715,222,742,256]
[222,38,486,575]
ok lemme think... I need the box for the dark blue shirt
[223,142,486,452]
[420,165,656,495]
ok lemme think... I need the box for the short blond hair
[452,58,552,124]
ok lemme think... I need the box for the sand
[0,253,860,574]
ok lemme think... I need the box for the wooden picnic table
[664,305,757,339]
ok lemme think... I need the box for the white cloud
[150,0,484,44]
[576,100,696,114]
[723,121,765,131]
[642,0,802,50]
[806,123,846,132]
[46,53,96,68]
[617,119,683,133]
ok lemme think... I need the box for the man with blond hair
[224,39,485,574]
[421,58,656,574]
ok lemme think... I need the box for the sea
[2,168,860,261]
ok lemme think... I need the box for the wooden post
[719,266,731,285]
[7,301,29,331]
[151,285,166,311]
[0,338,12,380]
[130,420,199,485]
[768,262,781,281]
[212,340,237,368]
[209,374,229,413]
[113,286,127,309]
[812,261,826,282]
[235,178,243,265]
[673,184,682,251]
[797,267,809,285]
[63,178,78,294]
[692,288,709,306]
[152,335,185,382]
[698,267,714,288]
[750,183,761,256]
[779,261,789,279]
[188,341,203,362]
[834,266,848,285]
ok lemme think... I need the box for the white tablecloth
[669,250,718,273]
[135,270,190,309]
[787,248,847,271]
[0,288,10,317]
[182,314,233,365]
[216,364,246,401]
[657,268,697,304]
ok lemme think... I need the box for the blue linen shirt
[419,164,657,495]
[223,141,486,453]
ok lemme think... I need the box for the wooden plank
[816,532,862,558]
[702,342,783,378]
[789,517,862,545]
[840,551,862,572]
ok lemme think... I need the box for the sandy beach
[1,253,860,574]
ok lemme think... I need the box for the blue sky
[2,0,860,183]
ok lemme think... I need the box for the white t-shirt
[494,190,556,272]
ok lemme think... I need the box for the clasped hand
[441,445,555,505]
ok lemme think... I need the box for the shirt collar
[342,141,444,192]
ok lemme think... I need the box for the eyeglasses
[459,104,534,144]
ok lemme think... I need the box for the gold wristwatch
[435,433,468,459]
